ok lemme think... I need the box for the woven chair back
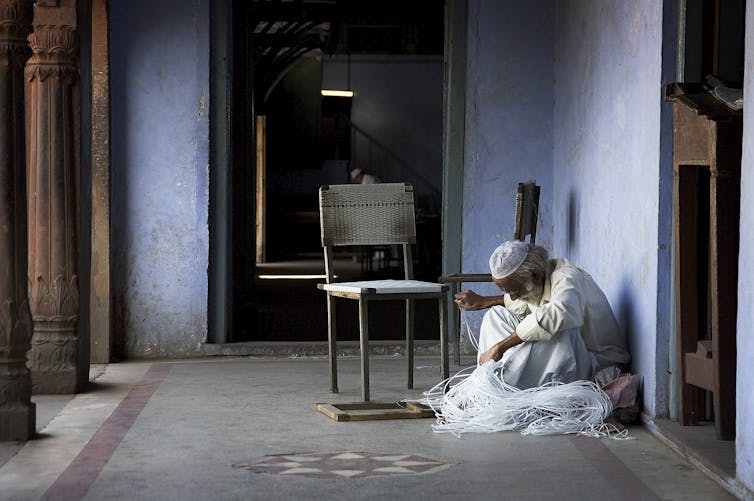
[319,183,417,247]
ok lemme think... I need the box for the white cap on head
[350,168,363,180]
[489,241,529,279]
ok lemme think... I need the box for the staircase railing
[345,117,441,212]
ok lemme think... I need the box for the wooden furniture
[315,402,434,422]
[439,180,540,365]
[666,82,740,440]
[317,183,449,401]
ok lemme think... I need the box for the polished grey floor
[0,356,739,500]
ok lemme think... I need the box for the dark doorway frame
[208,1,452,344]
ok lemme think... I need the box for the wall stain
[197,89,206,120]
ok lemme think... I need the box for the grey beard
[520,282,544,306]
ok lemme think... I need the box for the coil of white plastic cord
[407,309,630,439]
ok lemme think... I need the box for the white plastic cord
[460,308,480,352]
[410,309,629,439]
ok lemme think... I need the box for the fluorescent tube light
[321,89,354,97]
[257,274,333,280]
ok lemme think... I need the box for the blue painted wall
[462,0,670,415]
[459,0,555,351]
[736,5,754,491]
[462,0,554,285]
[552,0,669,415]
[110,0,210,357]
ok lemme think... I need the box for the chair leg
[451,282,461,366]
[327,294,338,393]
[359,296,370,402]
[406,298,414,389]
[439,294,449,380]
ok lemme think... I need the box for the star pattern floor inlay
[234,451,454,479]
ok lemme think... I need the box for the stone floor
[0,355,742,500]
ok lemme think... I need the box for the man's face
[494,273,544,304]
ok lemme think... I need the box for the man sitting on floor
[454,241,630,389]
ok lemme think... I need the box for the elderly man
[454,241,630,389]
[350,167,381,184]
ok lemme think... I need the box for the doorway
[226,1,446,343]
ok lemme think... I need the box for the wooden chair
[317,183,449,401]
[439,180,540,364]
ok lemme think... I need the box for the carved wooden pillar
[0,0,35,440]
[26,0,81,394]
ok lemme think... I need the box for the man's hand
[478,334,524,365]
[454,290,488,311]
[479,342,506,364]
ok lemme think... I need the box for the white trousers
[478,306,599,389]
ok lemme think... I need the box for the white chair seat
[322,279,444,294]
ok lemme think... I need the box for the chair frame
[439,180,540,364]
[317,183,449,401]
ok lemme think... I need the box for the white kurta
[477,258,630,389]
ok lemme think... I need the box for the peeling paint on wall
[110,0,211,358]
[198,89,206,119]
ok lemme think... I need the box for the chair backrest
[319,183,417,247]
[514,180,540,244]
[319,183,416,283]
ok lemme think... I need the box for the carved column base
[31,370,77,395]
[29,328,80,394]
[0,405,36,441]
[0,360,36,441]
